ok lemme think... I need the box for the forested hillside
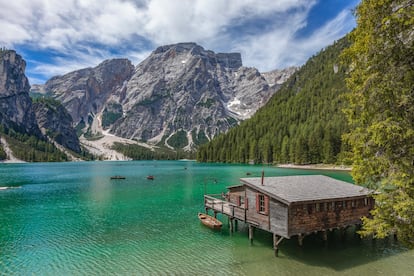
[197,38,350,164]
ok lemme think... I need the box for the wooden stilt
[298,234,304,246]
[234,220,238,232]
[340,227,346,241]
[322,230,328,242]
[229,217,234,233]
[273,234,284,257]
[249,224,254,245]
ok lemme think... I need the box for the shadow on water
[232,224,408,272]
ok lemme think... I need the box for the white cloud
[0,0,357,82]
[235,8,356,71]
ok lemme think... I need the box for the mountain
[43,59,135,125]
[40,43,293,152]
[110,42,273,149]
[0,50,41,136]
[0,49,76,162]
[32,98,81,153]
[197,38,350,165]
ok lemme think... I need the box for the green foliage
[112,142,194,160]
[0,129,67,162]
[102,103,122,128]
[191,129,209,146]
[197,37,350,165]
[342,0,414,247]
[167,130,188,148]
[0,143,7,160]
[32,96,62,108]
[196,98,216,108]
[75,120,86,137]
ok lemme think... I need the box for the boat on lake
[198,212,222,229]
[147,175,154,180]
[110,175,126,180]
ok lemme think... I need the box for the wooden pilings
[298,233,304,246]
[322,230,328,241]
[249,224,254,244]
[273,234,284,257]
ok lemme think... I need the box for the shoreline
[276,164,352,171]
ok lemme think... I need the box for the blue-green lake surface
[0,161,412,275]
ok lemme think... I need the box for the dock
[203,175,375,256]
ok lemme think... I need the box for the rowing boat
[110,175,126,180]
[198,212,222,229]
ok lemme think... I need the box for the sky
[0,0,360,85]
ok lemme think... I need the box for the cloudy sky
[0,0,360,84]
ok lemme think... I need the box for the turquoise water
[0,161,412,275]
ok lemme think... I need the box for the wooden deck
[204,194,246,221]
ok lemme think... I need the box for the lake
[0,161,412,275]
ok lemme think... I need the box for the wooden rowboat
[147,175,154,180]
[198,212,222,229]
[110,175,126,180]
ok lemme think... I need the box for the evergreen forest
[0,126,68,162]
[197,38,350,165]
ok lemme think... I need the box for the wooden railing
[204,194,247,221]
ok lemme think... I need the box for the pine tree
[342,0,414,247]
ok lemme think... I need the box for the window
[259,195,265,212]
[256,193,269,215]
[307,204,314,214]
[351,200,356,208]
[237,195,245,206]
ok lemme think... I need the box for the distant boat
[198,213,222,230]
[147,175,155,180]
[110,175,126,180]
[246,172,252,176]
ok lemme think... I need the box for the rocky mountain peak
[40,42,295,153]
[261,66,298,88]
[43,58,135,124]
[152,42,242,70]
[111,43,270,148]
[0,50,41,136]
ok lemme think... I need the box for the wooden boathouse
[203,175,374,256]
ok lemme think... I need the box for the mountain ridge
[36,42,295,155]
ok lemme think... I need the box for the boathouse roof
[240,175,373,205]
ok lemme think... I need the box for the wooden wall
[269,199,289,238]
[288,197,374,236]
[226,185,373,239]
[245,187,270,230]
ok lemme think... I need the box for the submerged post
[298,234,304,246]
[322,230,328,241]
[273,234,284,257]
[249,224,254,244]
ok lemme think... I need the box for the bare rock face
[111,43,271,148]
[44,59,135,124]
[33,99,81,153]
[0,50,41,136]
[261,67,298,89]
[41,43,295,151]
